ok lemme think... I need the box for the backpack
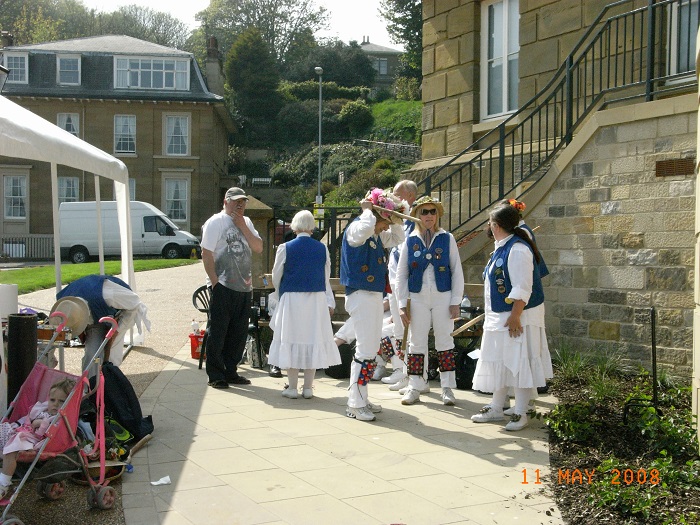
[90,362,154,442]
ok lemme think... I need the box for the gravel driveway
[5,261,207,525]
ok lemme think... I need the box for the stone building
[412,0,698,379]
[0,34,234,243]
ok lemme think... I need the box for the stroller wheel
[2,516,24,525]
[97,486,116,509]
[36,480,66,500]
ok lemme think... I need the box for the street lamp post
[315,67,323,205]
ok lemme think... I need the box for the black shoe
[226,375,252,385]
[208,380,229,389]
[268,366,283,378]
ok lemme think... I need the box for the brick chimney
[205,35,225,96]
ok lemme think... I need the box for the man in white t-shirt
[201,187,263,389]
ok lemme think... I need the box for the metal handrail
[419,0,699,242]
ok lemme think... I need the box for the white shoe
[388,376,409,391]
[504,401,535,416]
[399,384,430,395]
[441,388,456,406]
[505,413,529,431]
[346,406,376,421]
[371,365,386,381]
[401,388,421,405]
[381,370,406,384]
[0,483,10,500]
[471,405,505,422]
[302,388,313,399]
[366,401,382,413]
[281,388,298,399]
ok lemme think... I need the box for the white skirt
[268,291,341,370]
[471,325,553,393]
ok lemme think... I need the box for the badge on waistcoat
[435,248,443,255]
[411,261,418,268]
[412,244,419,251]
[426,253,432,260]
[413,250,421,258]
[435,254,441,260]
[496,258,504,267]
[361,265,369,272]
[369,240,377,249]
[498,285,506,293]
[378,257,385,264]
[367,275,375,283]
[495,268,503,275]
[438,266,446,272]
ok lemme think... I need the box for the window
[4,175,27,219]
[373,58,388,75]
[164,114,190,156]
[165,179,187,221]
[668,0,699,76]
[115,57,189,90]
[481,0,520,119]
[57,113,79,136]
[4,53,27,83]
[114,115,136,154]
[128,178,136,201]
[57,55,80,85]
[58,177,79,203]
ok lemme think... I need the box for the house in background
[412,0,699,382]
[359,36,403,92]
[0,33,234,244]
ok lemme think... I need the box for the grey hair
[394,179,417,198]
[291,210,316,233]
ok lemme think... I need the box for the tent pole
[51,163,62,293]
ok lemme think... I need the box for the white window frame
[114,56,189,90]
[3,174,27,219]
[58,176,79,204]
[163,113,190,156]
[161,172,191,228]
[128,178,136,201]
[114,115,136,155]
[57,54,81,86]
[480,0,520,120]
[3,53,28,84]
[57,113,79,137]
[668,0,699,77]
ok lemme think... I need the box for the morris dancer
[341,188,406,421]
[396,196,464,406]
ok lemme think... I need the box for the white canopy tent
[0,95,135,291]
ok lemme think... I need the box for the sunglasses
[420,208,437,216]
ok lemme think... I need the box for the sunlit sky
[78,0,401,50]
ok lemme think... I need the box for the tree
[284,40,376,88]
[197,0,328,65]
[379,0,422,80]
[224,27,281,143]
[97,5,190,49]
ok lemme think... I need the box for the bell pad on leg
[355,358,377,386]
[406,353,425,375]
[378,336,395,361]
[438,350,456,372]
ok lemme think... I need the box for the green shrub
[278,80,369,102]
[545,402,601,443]
[552,344,591,383]
[370,99,421,144]
[394,76,421,101]
[339,100,373,136]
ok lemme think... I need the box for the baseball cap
[225,187,249,201]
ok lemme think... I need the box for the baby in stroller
[0,378,75,498]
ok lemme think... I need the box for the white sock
[0,473,12,486]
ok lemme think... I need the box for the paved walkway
[122,350,565,525]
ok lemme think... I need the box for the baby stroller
[0,314,120,525]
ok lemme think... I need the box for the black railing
[419,0,699,242]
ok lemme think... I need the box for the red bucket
[189,332,204,359]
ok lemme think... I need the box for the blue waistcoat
[57,274,130,321]
[278,236,326,296]
[484,236,544,312]
[406,232,452,293]
[520,223,550,278]
[340,219,387,294]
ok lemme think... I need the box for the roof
[360,42,403,55]
[4,35,190,57]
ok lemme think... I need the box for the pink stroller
[0,315,120,525]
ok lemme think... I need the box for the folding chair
[192,285,211,370]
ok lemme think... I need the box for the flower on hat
[507,199,526,212]
[364,187,408,223]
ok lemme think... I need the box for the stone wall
[462,107,697,373]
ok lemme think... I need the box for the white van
[59,201,201,263]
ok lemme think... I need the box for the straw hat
[410,195,444,218]
[50,296,91,335]
[363,188,408,225]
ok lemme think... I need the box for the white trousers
[345,290,383,408]
[407,286,456,389]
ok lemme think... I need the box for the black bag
[90,362,154,442]
[325,342,354,379]
[454,335,480,390]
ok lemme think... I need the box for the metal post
[315,67,323,205]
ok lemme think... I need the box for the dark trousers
[205,284,252,382]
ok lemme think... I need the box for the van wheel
[163,244,181,259]
[70,246,89,264]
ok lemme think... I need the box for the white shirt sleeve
[507,243,535,303]
[379,222,406,249]
[345,209,376,247]
[395,240,410,308]
[448,233,465,306]
[324,245,335,308]
[271,243,287,291]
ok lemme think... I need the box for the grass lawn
[0,259,200,294]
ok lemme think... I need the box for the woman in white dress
[268,210,340,399]
[470,201,552,431]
